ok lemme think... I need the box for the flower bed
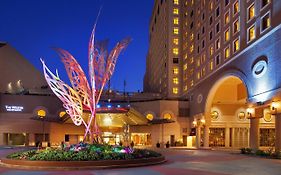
[6,143,162,161]
[240,147,281,159]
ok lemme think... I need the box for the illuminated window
[233,1,239,15]
[173,38,179,45]
[225,28,230,41]
[173,27,179,34]
[210,46,214,56]
[233,19,240,33]
[191,80,194,86]
[174,17,179,25]
[190,44,194,53]
[190,57,194,64]
[37,109,46,118]
[173,0,179,5]
[173,68,179,75]
[224,11,230,24]
[248,25,256,42]
[173,8,179,14]
[233,38,240,53]
[173,87,178,94]
[184,85,188,91]
[146,114,154,121]
[173,77,179,84]
[59,111,66,118]
[173,48,179,55]
[197,58,200,67]
[164,113,172,120]
[215,38,220,50]
[248,3,255,21]
[261,12,271,32]
[190,33,194,40]
[209,1,213,11]
[197,72,201,79]
[225,46,230,59]
[183,63,187,70]
[184,54,188,60]
[261,0,270,9]
[210,61,214,70]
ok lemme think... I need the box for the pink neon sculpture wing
[41,59,85,126]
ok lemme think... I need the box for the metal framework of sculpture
[41,23,130,141]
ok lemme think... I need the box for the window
[224,46,230,59]
[225,28,230,41]
[146,114,154,121]
[202,13,205,20]
[209,31,213,40]
[173,67,179,74]
[183,63,188,70]
[202,26,205,34]
[248,24,256,42]
[202,40,205,48]
[197,33,200,40]
[216,6,220,17]
[191,80,194,86]
[233,38,240,53]
[190,57,194,64]
[190,10,194,17]
[173,48,179,55]
[248,3,255,21]
[210,1,213,11]
[210,46,214,56]
[173,38,179,45]
[261,0,270,9]
[173,58,179,64]
[173,77,179,84]
[197,72,201,79]
[216,22,220,33]
[173,8,179,14]
[173,18,179,25]
[209,16,213,25]
[261,12,271,32]
[190,33,194,40]
[197,58,200,67]
[190,44,194,52]
[225,0,229,6]
[173,0,179,5]
[173,27,179,34]
[216,54,220,65]
[37,109,46,118]
[224,11,230,25]
[190,22,194,29]
[233,1,239,15]
[210,61,214,70]
[215,38,220,50]
[173,87,178,94]
[233,18,240,33]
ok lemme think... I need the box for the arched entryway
[204,75,249,148]
[201,75,276,149]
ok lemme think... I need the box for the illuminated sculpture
[41,22,130,141]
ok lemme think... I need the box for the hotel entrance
[131,133,151,146]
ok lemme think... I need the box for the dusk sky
[0,0,154,92]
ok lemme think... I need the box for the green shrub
[6,144,162,161]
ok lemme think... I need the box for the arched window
[146,114,154,121]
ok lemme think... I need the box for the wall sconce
[271,101,279,115]
[247,108,254,118]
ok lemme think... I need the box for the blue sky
[0,0,154,92]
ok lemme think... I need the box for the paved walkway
[0,147,281,175]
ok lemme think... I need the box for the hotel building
[145,0,281,150]
[0,42,189,148]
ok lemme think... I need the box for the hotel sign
[5,105,24,112]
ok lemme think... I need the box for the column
[275,114,281,151]
[196,126,201,148]
[203,126,209,148]
[225,127,230,147]
[249,118,259,150]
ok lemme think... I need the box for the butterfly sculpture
[41,22,130,141]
